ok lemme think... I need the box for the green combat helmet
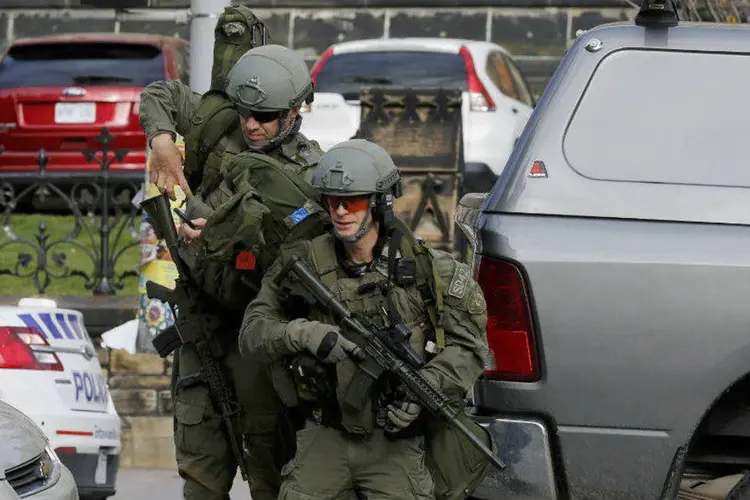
[311,139,403,242]
[211,5,268,91]
[225,44,314,150]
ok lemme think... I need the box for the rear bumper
[57,450,119,498]
[471,415,559,500]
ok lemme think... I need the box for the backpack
[183,90,239,192]
[197,150,331,303]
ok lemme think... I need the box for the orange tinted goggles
[326,195,371,213]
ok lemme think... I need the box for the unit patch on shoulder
[290,206,311,225]
[284,200,324,230]
[447,264,470,299]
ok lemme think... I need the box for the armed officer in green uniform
[140,4,268,201]
[139,21,327,500]
[240,139,490,499]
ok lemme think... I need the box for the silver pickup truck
[460,5,750,500]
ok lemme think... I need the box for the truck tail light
[460,45,496,112]
[0,326,64,371]
[476,256,540,381]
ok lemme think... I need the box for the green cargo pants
[279,420,435,499]
[172,340,282,500]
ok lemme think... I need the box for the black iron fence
[0,128,143,296]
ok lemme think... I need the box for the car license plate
[54,102,96,124]
[95,449,108,485]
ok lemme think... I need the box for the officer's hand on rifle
[150,133,192,201]
[385,398,422,432]
[288,322,364,364]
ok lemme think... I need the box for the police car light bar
[17,297,58,308]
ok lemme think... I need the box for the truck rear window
[315,51,467,100]
[563,50,750,187]
[0,42,165,89]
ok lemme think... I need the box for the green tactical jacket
[240,229,489,435]
[139,79,200,145]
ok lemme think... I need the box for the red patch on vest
[235,250,256,270]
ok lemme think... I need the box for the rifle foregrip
[401,369,448,414]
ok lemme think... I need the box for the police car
[0,298,120,500]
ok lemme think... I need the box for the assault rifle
[140,193,249,483]
[274,252,506,472]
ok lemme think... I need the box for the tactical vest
[295,223,444,434]
[290,228,495,500]
[183,90,239,192]
[310,217,446,349]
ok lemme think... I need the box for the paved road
[110,468,252,499]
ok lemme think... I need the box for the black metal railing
[0,128,142,296]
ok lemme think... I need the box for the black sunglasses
[236,107,286,124]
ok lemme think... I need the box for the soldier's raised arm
[139,80,200,199]
[140,79,201,143]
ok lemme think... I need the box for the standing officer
[140,42,326,500]
[240,139,490,499]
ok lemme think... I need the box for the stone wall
[97,341,176,469]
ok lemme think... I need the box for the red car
[0,33,189,185]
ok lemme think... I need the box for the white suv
[300,37,536,191]
[0,298,120,500]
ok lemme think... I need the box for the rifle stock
[276,253,506,472]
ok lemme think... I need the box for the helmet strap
[374,193,395,230]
